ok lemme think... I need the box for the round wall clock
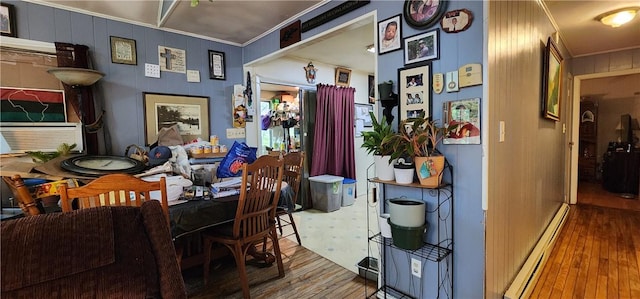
[404,0,449,29]
[60,155,147,176]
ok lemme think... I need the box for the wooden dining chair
[58,173,170,223]
[2,175,43,216]
[201,155,285,298]
[274,151,304,245]
[57,173,184,267]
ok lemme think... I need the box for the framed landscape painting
[143,92,209,145]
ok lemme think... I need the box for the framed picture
[542,37,563,121]
[443,97,481,144]
[208,50,226,80]
[404,29,439,65]
[110,36,137,65]
[398,63,431,124]
[0,3,17,37]
[1,87,66,122]
[335,67,352,87]
[143,92,210,145]
[378,14,402,55]
[403,0,448,29]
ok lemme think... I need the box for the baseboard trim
[503,203,570,299]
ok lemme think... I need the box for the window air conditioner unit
[0,122,83,154]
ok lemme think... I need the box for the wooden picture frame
[542,37,563,121]
[404,29,439,65]
[398,62,431,124]
[335,67,352,87]
[143,92,210,145]
[0,3,17,37]
[378,14,402,55]
[440,9,473,33]
[110,36,137,65]
[208,50,226,80]
[403,0,448,29]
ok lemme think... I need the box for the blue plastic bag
[216,141,257,178]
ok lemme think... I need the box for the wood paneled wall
[485,1,568,298]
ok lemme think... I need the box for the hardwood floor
[530,181,640,298]
[183,237,373,298]
[577,181,640,211]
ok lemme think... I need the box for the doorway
[245,14,377,274]
[570,68,640,211]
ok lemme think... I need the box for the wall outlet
[411,258,421,278]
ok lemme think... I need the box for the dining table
[168,184,294,269]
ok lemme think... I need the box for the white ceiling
[30,0,640,96]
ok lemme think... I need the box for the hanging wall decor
[158,46,186,73]
[304,62,317,84]
[440,9,473,33]
[404,29,439,65]
[404,0,448,29]
[542,37,563,121]
[110,36,137,65]
[443,97,481,144]
[0,3,17,37]
[398,62,431,123]
[378,14,402,55]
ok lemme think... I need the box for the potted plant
[382,112,448,187]
[361,111,396,181]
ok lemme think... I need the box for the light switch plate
[226,128,245,139]
[145,63,160,78]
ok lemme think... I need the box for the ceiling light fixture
[366,44,375,53]
[595,7,639,28]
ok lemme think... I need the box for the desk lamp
[47,67,104,153]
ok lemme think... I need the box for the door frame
[568,68,640,204]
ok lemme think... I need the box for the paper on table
[212,189,240,198]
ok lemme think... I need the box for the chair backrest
[283,151,305,199]
[2,175,42,216]
[58,173,170,224]
[233,155,284,240]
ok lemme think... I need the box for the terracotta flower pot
[414,156,445,187]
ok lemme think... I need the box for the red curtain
[310,84,356,180]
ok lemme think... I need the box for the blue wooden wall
[7,0,242,154]
[245,1,485,297]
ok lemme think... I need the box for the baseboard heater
[503,203,570,299]
[0,122,83,154]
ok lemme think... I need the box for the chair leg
[276,215,283,235]
[287,211,302,246]
[270,227,285,278]
[202,237,213,285]
[234,243,251,299]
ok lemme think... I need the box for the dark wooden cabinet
[602,151,640,195]
[578,101,598,181]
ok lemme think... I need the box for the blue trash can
[342,178,356,207]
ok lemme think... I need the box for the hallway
[530,182,640,297]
